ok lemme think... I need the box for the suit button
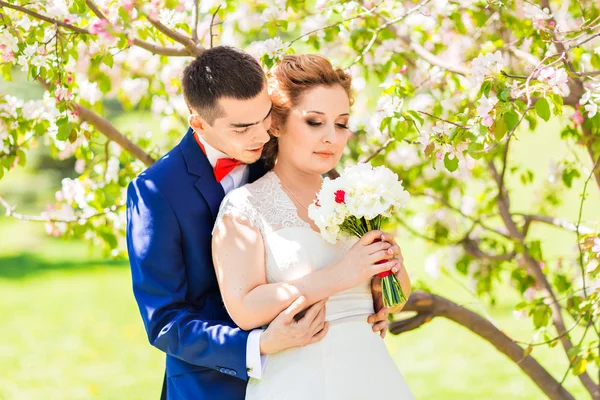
[230,370,237,376]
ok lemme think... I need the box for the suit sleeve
[126,177,250,380]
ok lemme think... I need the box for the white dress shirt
[196,133,267,379]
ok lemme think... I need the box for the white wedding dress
[214,171,415,400]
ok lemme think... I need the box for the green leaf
[2,63,12,82]
[478,80,492,98]
[572,357,587,376]
[57,122,73,141]
[16,150,26,167]
[444,153,459,172]
[535,98,551,122]
[267,21,277,37]
[491,115,507,140]
[504,111,519,130]
[498,89,511,102]
[0,165,4,180]
[103,53,114,68]
[562,167,581,188]
[533,306,550,329]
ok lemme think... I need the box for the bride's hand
[334,230,401,290]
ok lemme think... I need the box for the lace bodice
[213,171,374,322]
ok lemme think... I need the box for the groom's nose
[255,124,271,144]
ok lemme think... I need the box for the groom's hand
[259,296,329,355]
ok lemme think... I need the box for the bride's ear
[268,126,280,138]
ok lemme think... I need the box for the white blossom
[77,78,103,105]
[470,51,504,85]
[476,94,498,118]
[121,77,149,105]
[256,37,285,59]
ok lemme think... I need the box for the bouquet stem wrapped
[341,215,407,308]
[309,164,410,308]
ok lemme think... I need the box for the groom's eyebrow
[230,105,273,128]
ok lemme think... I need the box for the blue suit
[126,128,268,399]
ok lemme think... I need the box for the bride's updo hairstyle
[263,54,353,169]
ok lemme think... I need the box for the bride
[212,54,415,399]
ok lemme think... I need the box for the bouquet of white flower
[308,163,410,308]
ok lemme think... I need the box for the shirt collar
[195,132,238,169]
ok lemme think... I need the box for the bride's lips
[314,151,334,158]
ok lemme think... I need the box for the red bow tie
[194,133,244,182]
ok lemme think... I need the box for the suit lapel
[180,128,225,220]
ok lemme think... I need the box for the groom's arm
[126,177,250,381]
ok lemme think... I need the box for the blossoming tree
[1,1,599,398]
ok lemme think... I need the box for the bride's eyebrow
[305,111,350,117]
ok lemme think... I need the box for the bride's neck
[272,162,322,193]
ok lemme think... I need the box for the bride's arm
[212,215,348,331]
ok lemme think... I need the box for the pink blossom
[122,0,135,12]
[55,87,73,101]
[436,151,443,161]
[592,238,600,256]
[571,109,584,126]
[2,50,14,63]
[399,65,408,74]
[532,19,546,30]
[482,115,494,127]
[524,287,537,301]
[548,20,556,28]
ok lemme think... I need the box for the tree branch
[0,0,89,34]
[488,158,599,396]
[517,214,595,235]
[146,15,204,57]
[0,194,124,223]
[77,105,155,167]
[378,14,470,76]
[85,0,192,57]
[36,78,155,166]
[192,0,200,44]
[209,5,222,48]
[391,291,576,400]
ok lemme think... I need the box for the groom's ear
[189,114,208,135]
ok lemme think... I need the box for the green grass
[1,100,600,398]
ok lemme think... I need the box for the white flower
[470,51,504,85]
[308,164,410,243]
[425,254,441,279]
[106,157,120,183]
[46,0,70,19]
[60,178,88,208]
[77,78,102,104]
[476,94,498,118]
[30,54,48,69]
[376,95,402,118]
[257,37,285,59]
[539,67,570,96]
[585,102,598,118]
[0,30,19,53]
[580,90,591,105]
[121,77,149,105]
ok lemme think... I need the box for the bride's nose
[322,124,335,143]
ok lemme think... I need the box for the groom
[126,46,397,400]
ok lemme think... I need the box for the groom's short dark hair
[182,46,266,124]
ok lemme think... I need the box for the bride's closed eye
[307,120,322,127]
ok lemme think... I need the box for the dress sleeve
[212,188,263,236]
